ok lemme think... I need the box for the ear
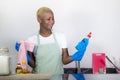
[37,17,42,23]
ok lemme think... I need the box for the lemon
[22,60,26,64]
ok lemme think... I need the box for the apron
[33,33,64,74]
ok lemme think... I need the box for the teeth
[48,26,52,28]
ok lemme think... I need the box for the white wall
[0,0,120,74]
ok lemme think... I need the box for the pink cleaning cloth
[17,40,34,69]
[24,41,34,52]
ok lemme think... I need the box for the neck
[39,29,52,37]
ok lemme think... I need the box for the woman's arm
[27,51,36,68]
[62,48,73,65]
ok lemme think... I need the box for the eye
[46,17,54,21]
[52,18,54,21]
[46,18,50,20]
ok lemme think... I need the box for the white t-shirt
[27,32,67,49]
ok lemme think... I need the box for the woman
[16,7,89,74]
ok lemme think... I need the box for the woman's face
[39,11,55,31]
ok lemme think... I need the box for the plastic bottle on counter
[16,63,23,74]
[22,60,29,74]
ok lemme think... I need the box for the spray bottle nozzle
[87,32,92,38]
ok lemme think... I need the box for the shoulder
[27,34,38,45]
[53,32,67,48]
[27,35,37,41]
[54,32,66,38]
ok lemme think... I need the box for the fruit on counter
[16,63,31,74]
[22,68,28,73]
[22,60,27,64]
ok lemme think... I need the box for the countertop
[0,74,52,80]
[0,74,120,80]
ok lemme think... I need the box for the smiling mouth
[48,25,53,29]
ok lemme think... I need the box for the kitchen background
[0,0,120,74]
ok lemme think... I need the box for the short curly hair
[36,7,54,19]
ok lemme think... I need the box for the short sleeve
[55,32,68,48]
[27,35,38,45]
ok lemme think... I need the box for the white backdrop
[0,0,120,74]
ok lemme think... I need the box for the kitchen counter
[0,74,52,80]
[0,74,120,80]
